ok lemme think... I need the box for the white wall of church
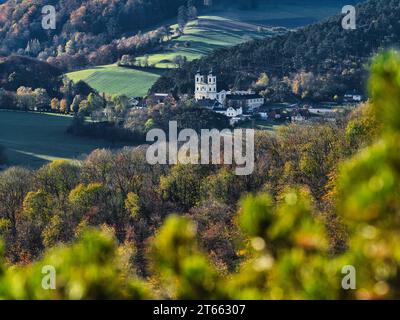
[195,72,217,100]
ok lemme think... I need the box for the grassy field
[66,64,163,98]
[0,111,122,168]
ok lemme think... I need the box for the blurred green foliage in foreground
[1,51,400,299]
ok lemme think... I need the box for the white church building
[195,71,217,101]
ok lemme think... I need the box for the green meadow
[0,111,120,168]
[66,64,163,98]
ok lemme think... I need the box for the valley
[66,0,358,98]
[67,14,278,97]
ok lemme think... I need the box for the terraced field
[135,16,275,68]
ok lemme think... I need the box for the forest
[152,0,400,102]
[0,0,200,70]
[0,55,99,114]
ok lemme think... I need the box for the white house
[259,112,268,119]
[213,106,243,118]
[344,93,363,103]
[226,106,242,117]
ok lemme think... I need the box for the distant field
[136,16,276,68]
[66,64,163,97]
[0,111,122,168]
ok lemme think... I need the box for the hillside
[0,0,191,70]
[66,15,278,97]
[0,55,98,112]
[135,16,277,68]
[152,0,400,102]
[67,0,360,97]
[207,0,361,27]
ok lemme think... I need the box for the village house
[213,106,243,118]
[127,97,146,109]
[256,104,292,121]
[226,93,264,110]
[344,93,363,103]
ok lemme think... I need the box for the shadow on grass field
[0,111,126,169]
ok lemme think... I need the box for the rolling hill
[66,14,279,97]
[135,15,278,68]
[67,0,361,98]
[0,55,62,95]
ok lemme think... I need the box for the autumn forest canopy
[1,0,400,302]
